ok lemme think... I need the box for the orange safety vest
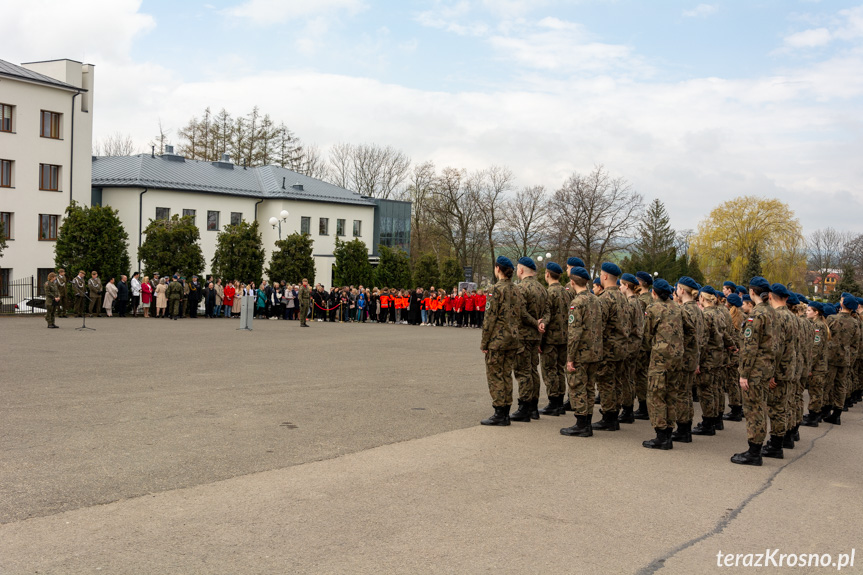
[381,295,389,308]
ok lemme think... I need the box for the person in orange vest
[379,289,389,323]
[438,292,447,325]
[422,290,432,325]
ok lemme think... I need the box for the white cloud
[415,1,489,37]
[784,27,833,48]
[682,4,718,18]
[780,5,863,50]
[221,0,365,26]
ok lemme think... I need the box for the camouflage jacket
[541,283,569,346]
[796,315,813,378]
[645,299,684,373]
[773,306,798,382]
[482,277,524,352]
[701,307,726,370]
[739,302,775,382]
[827,312,860,367]
[810,317,829,373]
[44,280,59,301]
[517,276,546,342]
[625,295,644,357]
[680,300,704,373]
[299,285,311,304]
[637,291,652,313]
[567,289,603,364]
[166,280,184,301]
[598,286,630,362]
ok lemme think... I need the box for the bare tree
[548,165,643,276]
[298,143,328,180]
[472,166,513,282]
[93,132,137,156]
[501,185,549,260]
[325,142,411,197]
[327,142,352,189]
[809,227,854,286]
[147,119,171,156]
[841,233,863,280]
[401,161,437,257]
[427,167,483,268]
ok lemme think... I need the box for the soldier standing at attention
[642,279,683,450]
[592,277,604,297]
[44,272,60,329]
[56,269,68,318]
[87,271,103,317]
[786,293,810,446]
[802,301,830,426]
[632,271,655,420]
[671,277,704,444]
[618,273,644,424]
[761,283,797,459]
[298,278,311,327]
[722,294,746,422]
[692,286,730,437]
[72,270,86,317]
[560,266,603,437]
[538,262,569,416]
[560,256,586,412]
[511,257,545,422]
[592,262,630,431]
[166,275,184,320]
[731,277,776,467]
[822,293,861,425]
[480,256,523,426]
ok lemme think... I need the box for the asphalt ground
[1,314,862,574]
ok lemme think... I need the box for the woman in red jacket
[465,290,476,328]
[222,281,236,318]
[475,290,486,327]
[455,290,465,327]
[444,292,454,326]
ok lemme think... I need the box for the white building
[0,58,94,293]
[92,148,411,287]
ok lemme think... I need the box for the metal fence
[0,276,47,315]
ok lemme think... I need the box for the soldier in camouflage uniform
[722,293,746,421]
[786,294,811,446]
[538,262,569,416]
[166,275,184,320]
[632,271,655,419]
[561,256,585,412]
[731,277,776,467]
[822,294,861,425]
[560,266,602,437]
[642,279,683,450]
[692,286,734,436]
[44,272,60,328]
[592,262,631,431]
[298,279,311,327]
[618,273,645,424]
[56,268,69,317]
[759,283,797,459]
[802,301,830,426]
[511,257,545,422]
[670,277,704,444]
[480,256,523,426]
[87,271,103,317]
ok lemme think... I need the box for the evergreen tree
[830,264,861,304]
[333,238,372,287]
[373,245,412,288]
[687,254,706,285]
[137,214,205,279]
[412,252,440,289]
[266,232,315,285]
[439,257,464,292]
[742,245,763,283]
[623,199,678,279]
[211,220,265,284]
[54,201,130,282]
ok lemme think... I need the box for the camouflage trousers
[169,299,181,317]
[695,368,722,418]
[619,355,636,408]
[485,349,519,407]
[742,377,768,444]
[634,351,649,403]
[45,301,56,326]
[725,365,742,407]
[825,364,849,409]
[595,359,623,412]
[541,343,567,398]
[670,369,696,424]
[807,371,828,413]
[648,370,677,430]
[515,340,541,402]
[791,376,805,426]
[767,379,791,437]
[567,362,599,416]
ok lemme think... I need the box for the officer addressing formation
[480,256,863,467]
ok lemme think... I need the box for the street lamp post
[269,210,289,240]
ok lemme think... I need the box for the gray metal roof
[0,59,83,92]
[91,154,376,206]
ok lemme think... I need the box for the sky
[2,0,863,235]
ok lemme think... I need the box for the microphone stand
[76,293,96,331]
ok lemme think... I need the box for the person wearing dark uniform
[298,279,311,327]
[88,271,103,317]
[511,257,545,422]
[187,275,201,318]
[538,262,568,416]
[166,275,183,319]
[56,269,69,317]
[72,270,86,317]
[44,272,60,328]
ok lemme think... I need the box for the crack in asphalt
[634,420,841,575]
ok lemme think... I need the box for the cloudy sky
[2,0,862,233]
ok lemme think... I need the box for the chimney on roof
[165,145,175,154]
[151,145,155,159]
[292,182,304,191]
[282,177,286,190]
[222,153,231,163]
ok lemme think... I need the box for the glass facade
[372,199,411,255]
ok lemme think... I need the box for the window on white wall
[207,211,220,231]
[353,220,361,237]
[182,209,196,224]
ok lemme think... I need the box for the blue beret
[809,301,824,314]
[699,285,716,297]
[842,293,859,311]
[517,257,536,271]
[496,256,514,270]
[715,289,726,298]
[546,261,562,275]
[653,279,673,296]
[857,297,863,308]
[723,281,736,289]
[173,274,179,279]
[593,277,602,285]
[726,294,743,307]
[796,294,809,305]
[770,283,791,298]
[677,276,699,290]
[749,276,770,290]
[570,266,590,281]
[621,273,638,285]
[823,304,837,317]
[601,262,621,277]
[736,285,747,295]
[636,271,653,285]
[741,294,752,303]
[567,257,585,268]
[787,293,800,306]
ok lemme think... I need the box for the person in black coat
[116,276,129,317]
[204,282,216,317]
[187,276,201,318]
[409,288,422,325]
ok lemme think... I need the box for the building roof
[0,59,83,92]
[92,154,377,207]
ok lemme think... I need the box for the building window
[40,111,61,139]
[37,268,54,296]
[300,216,310,235]
[0,268,10,297]
[182,209,196,224]
[39,214,59,240]
[207,210,220,231]
[39,164,60,191]
[0,104,12,132]
[319,217,329,236]
[0,159,11,187]
[353,220,362,237]
[0,212,11,239]
[155,207,170,220]
[336,219,345,237]
[230,212,242,226]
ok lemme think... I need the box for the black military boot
[642,427,673,450]
[761,435,784,459]
[792,425,800,442]
[691,417,716,436]
[510,400,531,422]
[782,431,795,449]
[723,405,744,421]
[671,421,692,443]
[843,398,852,412]
[633,400,650,420]
[823,407,842,425]
[618,404,635,424]
[539,396,564,416]
[731,442,763,466]
[714,416,724,431]
[820,405,832,421]
[481,405,511,426]
[594,393,601,405]
[591,410,620,431]
[562,397,574,412]
[560,415,593,437]
[801,411,820,427]
[529,399,540,420]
